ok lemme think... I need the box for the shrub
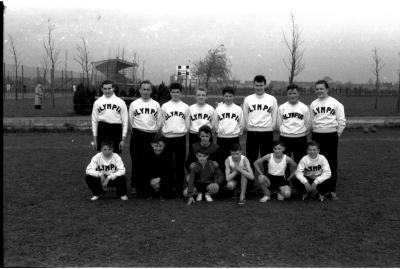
[73,83,95,115]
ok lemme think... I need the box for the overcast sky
[4,0,400,84]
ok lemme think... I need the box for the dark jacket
[185,142,221,171]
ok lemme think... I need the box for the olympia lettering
[165,111,186,120]
[247,104,273,113]
[312,106,335,116]
[133,107,158,117]
[97,103,122,114]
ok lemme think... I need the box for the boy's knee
[280,185,291,198]
[226,180,236,190]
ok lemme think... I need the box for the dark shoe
[238,199,246,205]
[330,192,339,200]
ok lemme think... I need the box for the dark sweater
[187,160,224,196]
[185,142,221,171]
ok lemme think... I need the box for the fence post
[61,70,64,96]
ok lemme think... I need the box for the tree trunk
[205,76,209,88]
[51,67,55,108]
[21,65,24,99]
[14,66,18,100]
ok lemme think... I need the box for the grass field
[3,128,400,267]
[3,94,400,117]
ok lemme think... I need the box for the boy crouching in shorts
[85,139,128,201]
[225,143,254,205]
[184,149,224,205]
[293,141,332,202]
[254,140,297,202]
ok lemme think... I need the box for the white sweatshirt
[86,152,126,178]
[189,103,215,133]
[129,98,161,132]
[91,94,128,137]
[213,103,244,138]
[161,100,190,138]
[310,96,346,135]
[295,154,331,185]
[243,93,278,132]
[277,101,311,137]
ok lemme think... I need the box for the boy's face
[195,90,207,105]
[199,131,211,145]
[102,84,114,97]
[273,144,285,156]
[140,83,152,99]
[230,150,241,161]
[254,81,266,95]
[101,145,113,158]
[170,89,182,102]
[151,141,165,155]
[307,145,319,159]
[287,89,299,104]
[196,152,208,165]
[223,93,234,105]
[315,83,329,99]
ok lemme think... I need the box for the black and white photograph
[3,0,400,267]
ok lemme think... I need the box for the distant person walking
[6,84,11,95]
[34,83,44,110]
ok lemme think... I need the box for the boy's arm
[225,159,237,181]
[239,108,245,134]
[187,164,198,197]
[185,106,191,132]
[91,102,99,142]
[242,99,249,130]
[276,106,283,132]
[336,102,346,137]
[121,102,129,140]
[155,105,163,131]
[314,156,332,184]
[271,99,278,131]
[109,155,126,178]
[304,105,312,132]
[240,157,254,180]
[86,155,100,177]
[309,104,314,131]
[128,102,135,130]
[253,155,269,176]
[212,109,219,133]
[212,162,224,185]
[295,159,308,184]
[286,156,298,181]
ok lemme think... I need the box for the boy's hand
[187,197,195,206]
[189,162,197,170]
[92,140,97,150]
[107,174,116,181]
[311,182,318,192]
[258,174,267,182]
[304,182,312,192]
[119,140,125,151]
[100,173,106,182]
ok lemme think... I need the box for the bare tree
[74,37,91,88]
[8,34,21,100]
[371,47,385,109]
[40,55,49,85]
[43,24,60,108]
[64,50,68,94]
[283,13,305,84]
[194,44,231,88]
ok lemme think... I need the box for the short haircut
[169,82,183,91]
[197,148,209,156]
[101,80,113,87]
[272,140,285,148]
[287,84,299,91]
[222,86,235,96]
[253,75,267,84]
[196,87,207,94]
[230,143,242,152]
[198,125,212,135]
[100,139,114,149]
[151,133,165,144]
[315,80,329,89]
[308,140,320,149]
[140,80,152,87]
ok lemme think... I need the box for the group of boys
[85,75,346,205]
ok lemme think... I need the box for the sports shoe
[120,195,128,201]
[204,193,213,202]
[301,193,308,201]
[318,194,325,202]
[232,189,240,199]
[131,188,138,195]
[196,192,203,202]
[259,196,270,203]
[330,192,339,200]
[277,193,285,201]
[90,195,100,201]
[238,199,246,205]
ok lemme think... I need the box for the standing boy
[293,141,332,201]
[225,143,254,205]
[188,87,215,149]
[161,82,190,196]
[85,139,128,201]
[243,75,278,189]
[214,87,245,168]
[91,80,128,154]
[129,80,162,196]
[277,84,311,163]
[310,80,346,200]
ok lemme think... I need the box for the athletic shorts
[267,174,288,190]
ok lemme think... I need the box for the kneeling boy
[184,149,224,205]
[85,139,128,201]
[254,140,297,202]
[225,143,254,205]
[293,141,332,201]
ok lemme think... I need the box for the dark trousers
[292,176,331,196]
[129,129,157,191]
[85,175,127,196]
[188,133,200,153]
[34,105,41,110]
[311,132,339,192]
[97,121,122,154]
[279,135,308,164]
[217,136,240,171]
[164,135,187,193]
